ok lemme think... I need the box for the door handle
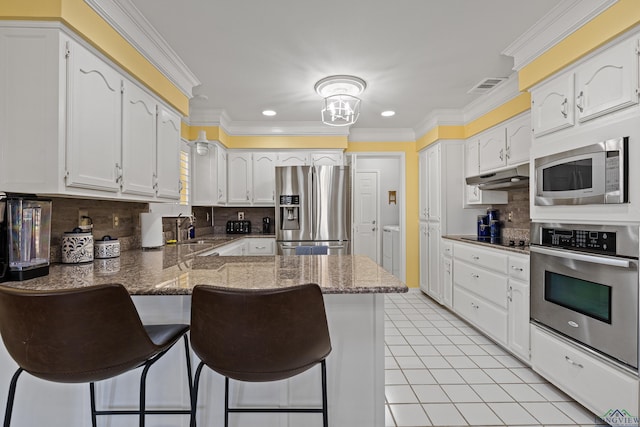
[530,246,632,268]
[565,356,584,368]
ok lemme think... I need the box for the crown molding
[348,128,416,142]
[84,0,200,98]
[502,0,617,71]
[413,110,466,140]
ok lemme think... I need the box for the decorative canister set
[477,209,501,243]
[61,228,120,267]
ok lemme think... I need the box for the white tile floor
[384,290,611,427]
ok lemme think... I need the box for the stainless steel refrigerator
[276,165,350,255]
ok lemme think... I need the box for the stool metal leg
[321,360,328,427]
[190,361,206,427]
[89,382,97,427]
[3,368,23,427]
[224,376,230,427]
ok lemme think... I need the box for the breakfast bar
[0,242,407,427]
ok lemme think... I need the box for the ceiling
[130,0,560,132]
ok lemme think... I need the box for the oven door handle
[530,246,632,268]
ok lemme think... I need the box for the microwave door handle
[530,246,631,268]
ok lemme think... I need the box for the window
[179,143,190,206]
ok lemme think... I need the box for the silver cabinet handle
[472,255,480,260]
[507,285,513,302]
[576,91,584,112]
[499,148,504,161]
[471,273,480,279]
[246,190,250,201]
[530,246,631,268]
[561,97,568,118]
[255,246,266,250]
[565,356,583,368]
[511,265,524,272]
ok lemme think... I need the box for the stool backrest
[0,284,157,383]
[190,283,331,382]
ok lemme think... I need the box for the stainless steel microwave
[534,137,628,206]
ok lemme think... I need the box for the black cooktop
[459,236,528,250]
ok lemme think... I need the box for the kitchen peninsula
[0,240,406,427]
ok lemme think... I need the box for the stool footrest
[228,407,323,414]
[93,409,192,416]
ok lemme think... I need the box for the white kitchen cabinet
[454,286,508,345]
[418,150,428,221]
[427,145,441,221]
[507,255,530,362]
[479,113,531,172]
[277,152,309,166]
[227,152,253,205]
[155,105,181,200]
[382,225,400,277]
[0,26,182,202]
[245,238,276,255]
[531,73,575,137]
[465,139,480,178]
[575,36,639,123]
[419,222,429,293]
[252,152,277,204]
[121,80,156,197]
[311,151,343,166]
[427,222,442,303]
[465,184,508,205]
[531,325,639,418]
[66,38,122,193]
[478,126,506,173]
[441,257,453,309]
[192,141,227,206]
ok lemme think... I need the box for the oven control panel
[541,228,616,254]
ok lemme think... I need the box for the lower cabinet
[245,238,276,255]
[452,241,530,362]
[531,325,638,418]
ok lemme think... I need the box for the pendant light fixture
[314,75,366,127]
[193,130,210,156]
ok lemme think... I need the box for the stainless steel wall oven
[530,222,639,370]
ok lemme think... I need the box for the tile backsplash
[490,187,530,243]
[212,207,276,234]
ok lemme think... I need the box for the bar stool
[0,283,193,427]
[190,283,332,427]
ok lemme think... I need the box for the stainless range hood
[466,164,529,190]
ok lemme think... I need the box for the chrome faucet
[175,214,194,242]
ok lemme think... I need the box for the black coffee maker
[262,217,271,234]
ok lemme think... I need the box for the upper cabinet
[277,152,309,166]
[191,142,227,206]
[252,152,277,204]
[0,27,182,202]
[227,152,253,205]
[311,152,343,166]
[532,36,639,137]
[478,113,531,173]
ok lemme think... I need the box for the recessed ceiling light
[381,110,396,117]
[262,110,277,116]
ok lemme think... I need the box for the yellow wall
[0,0,189,115]
[519,0,640,91]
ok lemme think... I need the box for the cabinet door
[419,223,429,293]
[442,256,453,309]
[191,144,216,205]
[252,152,277,204]
[575,37,639,123]
[508,279,530,361]
[121,81,156,197]
[505,114,531,166]
[155,105,181,199]
[418,150,428,221]
[427,223,442,302]
[478,127,506,172]
[427,146,440,221]
[465,139,480,178]
[216,146,227,204]
[277,152,309,166]
[531,73,574,137]
[66,40,122,192]
[311,152,343,165]
[227,152,252,204]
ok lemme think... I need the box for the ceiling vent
[467,77,507,94]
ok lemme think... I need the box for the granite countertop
[4,235,407,295]
[444,235,530,254]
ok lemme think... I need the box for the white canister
[61,228,94,264]
[141,212,164,248]
[94,235,120,259]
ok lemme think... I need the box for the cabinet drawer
[454,287,507,345]
[454,261,508,308]
[246,238,275,255]
[455,243,508,274]
[531,325,638,417]
[508,255,529,282]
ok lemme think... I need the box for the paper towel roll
[140,212,164,248]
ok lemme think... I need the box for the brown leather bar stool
[190,283,332,427]
[0,283,193,427]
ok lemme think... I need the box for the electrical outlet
[113,214,120,228]
[238,211,245,220]
[508,211,513,222]
[78,209,88,226]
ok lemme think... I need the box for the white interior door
[353,170,379,262]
